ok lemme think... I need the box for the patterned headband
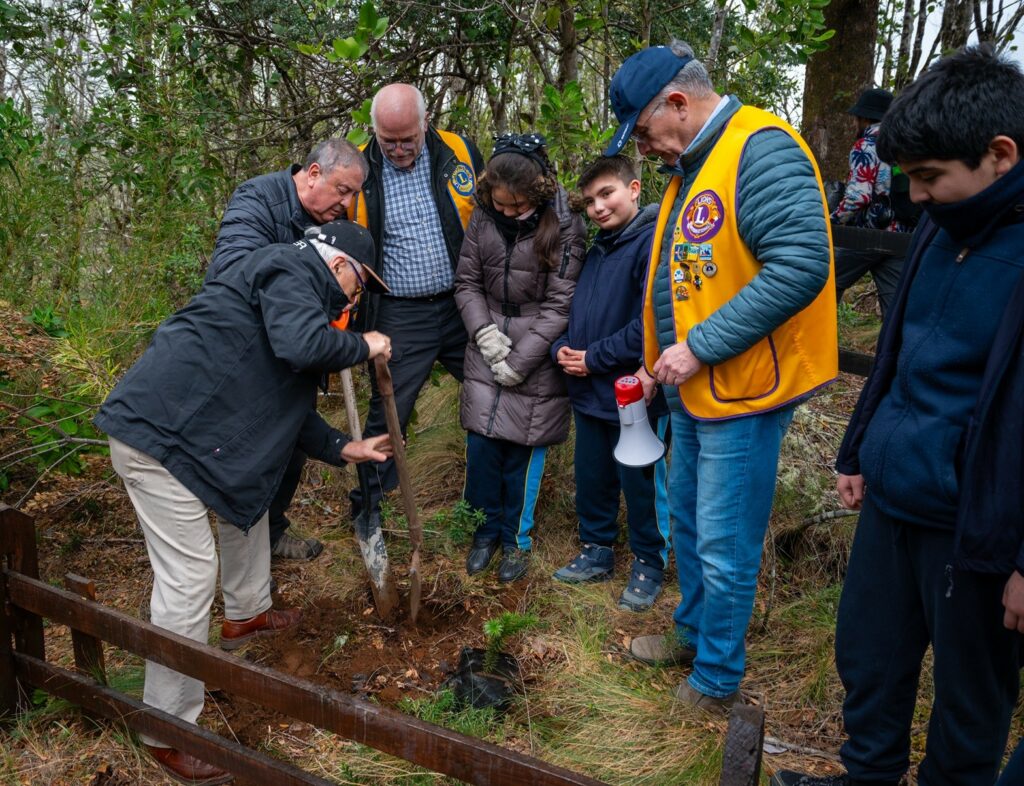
[492,132,550,170]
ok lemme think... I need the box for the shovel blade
[356,522,399,618]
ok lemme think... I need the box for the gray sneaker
[552,543,614,583]
[617,560,663,612]
[271,532,324,561]
[629,633,696,666]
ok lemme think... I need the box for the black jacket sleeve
[297,409,351,466]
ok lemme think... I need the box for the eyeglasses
[379,138,419,152]
[633,99,665,143]
[346,258,366,303]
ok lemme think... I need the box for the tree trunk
[801,0,880,181]
[706,0,728,75]
[555,0,578,88]
[940,0,974,52]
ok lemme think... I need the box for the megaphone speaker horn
[612,375,666,468]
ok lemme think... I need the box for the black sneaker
[466,539,500,575]
[770,773,851,786]
[497,547,529,583]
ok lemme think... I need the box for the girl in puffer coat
[455,133,586,582]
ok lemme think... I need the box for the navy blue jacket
[837,161,1024,572]
[205,165,316,282]
[552,205,667,423]
[96,240,369,532]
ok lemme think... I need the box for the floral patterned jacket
[831,123,909,232]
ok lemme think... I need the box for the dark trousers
[464,432,547,551]
[834,248,904,318]
[997,741,1024,786]
[268,448,306,547]
[573,410,671,569]
[836,496,1019,785]
[350,295,467,518]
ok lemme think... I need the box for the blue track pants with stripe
[464,432,547,551]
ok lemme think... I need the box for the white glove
[475,323,512,365]
[491,359,525,387]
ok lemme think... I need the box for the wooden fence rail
[833,224,912,379]
[0,506,608,786]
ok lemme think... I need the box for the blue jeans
[669,405,794,698]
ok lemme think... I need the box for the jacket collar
[923,158,1024,247]
[659,95,743,178]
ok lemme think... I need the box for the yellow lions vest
[642,105,838,420]
[350,129,476,231]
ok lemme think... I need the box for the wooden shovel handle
[374,356,422,550]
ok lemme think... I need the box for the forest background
[2,0,1024,784]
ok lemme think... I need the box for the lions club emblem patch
[681,190,724,242]
[450,163,475,196]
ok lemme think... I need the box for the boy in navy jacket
[551,155,670,612]
[775,46,1024,786]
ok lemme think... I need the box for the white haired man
[346,83,484,534]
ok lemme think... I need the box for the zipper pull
[956,247,969,263]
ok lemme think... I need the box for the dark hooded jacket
[836,160,1024,573]
[96,240,369,531]
[455,188,586,446]
[552,204,667,423]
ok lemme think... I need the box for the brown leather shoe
[145,745,232,784]
[220,607,301,651]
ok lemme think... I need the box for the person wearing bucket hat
[93,222,393,784]
[205,137,370,563]
[831,87,917,317]
[609,40,837,715]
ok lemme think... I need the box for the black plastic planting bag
[442,646,521,711]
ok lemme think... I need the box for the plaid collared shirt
[380,145,454,296]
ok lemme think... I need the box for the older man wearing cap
[832,87,917,317]
[95,220,391,784]
[607,41,837,713]
[206,138,370,562]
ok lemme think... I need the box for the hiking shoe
[271,532,324,561]
[770,774,854,786]
[617,560,663,612]
[466,539,500,575]
[497,547,529,583]
[629,633,697,666]
[672,680,738,717]
[552,543,614,583]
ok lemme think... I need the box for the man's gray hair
[303,138,368,178]
[370,84,427,129]
[659,39,714,99]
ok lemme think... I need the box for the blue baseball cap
[604,46,693,156]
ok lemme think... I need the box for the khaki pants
[109,437,271,745]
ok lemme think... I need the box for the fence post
[64,574,107,686]
[0,506,46,714]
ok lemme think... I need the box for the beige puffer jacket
[455,188,585,446]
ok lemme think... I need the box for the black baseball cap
[604,46,693,156]
[307,221,389,293]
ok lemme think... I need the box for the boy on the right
[775,46,1024,786]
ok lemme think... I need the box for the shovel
[373,355,423,624]
[340,367,399,619]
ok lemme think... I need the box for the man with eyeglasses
[346,82,484,536]
[606,42,837,714]
[204,138,369,562]
[95,220,392,785]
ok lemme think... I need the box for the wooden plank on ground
[838,348,874,378]
[13,653,335,786]
[6,571,609,786]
